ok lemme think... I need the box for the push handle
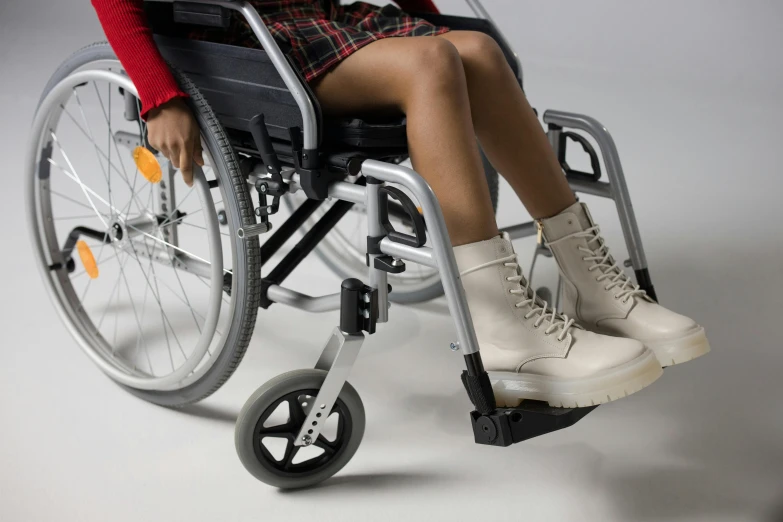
[378,186,426,247]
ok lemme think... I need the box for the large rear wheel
[28,43,260,406]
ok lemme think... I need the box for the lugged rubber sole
[645,326,710,367]
[488,350,663,408]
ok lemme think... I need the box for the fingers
[193,135,204,167]
[179,146,193,187]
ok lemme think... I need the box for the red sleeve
[91,0,187,119]
[394,0,440,14]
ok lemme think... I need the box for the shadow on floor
[175,403,239,424]
[277,470,456,496]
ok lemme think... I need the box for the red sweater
[91,0,440,118]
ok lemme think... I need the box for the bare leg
[439,31,576,219]
[310,37,498,246]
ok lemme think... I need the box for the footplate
[470,402,597,447]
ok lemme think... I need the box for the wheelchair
[27,0,658,488]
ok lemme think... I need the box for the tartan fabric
[193,1,450,82]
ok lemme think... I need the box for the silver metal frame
[137,0,650,443]
[142,0,652,436]
[282,160,479,446]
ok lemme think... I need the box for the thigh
[309,36,443,117]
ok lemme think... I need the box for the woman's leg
[310,36,498,246]
[439,31,710,367]
[438,31,576,219]
[310,34,662,407]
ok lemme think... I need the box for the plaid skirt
[194,1,450,82]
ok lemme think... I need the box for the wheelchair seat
[325,116,408,149]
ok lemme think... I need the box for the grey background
[1,0,782,521]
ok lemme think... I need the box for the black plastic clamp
[340,278,379,335]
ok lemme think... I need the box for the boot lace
[461,254,579,342]
[574,225,648,304]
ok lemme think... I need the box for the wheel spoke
[178,221,230,238]
[92,82,148,216]
[289,397,307,427]
[72,88,116,217]
[125,222,224,273]
[153,272,222,340]
[314,435,337,457]
[116,248,154,373]
[127,236,187,363]
[47,151,126,221]
[282,442,300,469]
[258,424,296,436]
[96,251,129,330]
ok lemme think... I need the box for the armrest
[172,2,230,28]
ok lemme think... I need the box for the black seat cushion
[325,116,408,149]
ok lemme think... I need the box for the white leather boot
[453,234,662,408]
[539,201,710,366]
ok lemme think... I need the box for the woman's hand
[146,97,204,187]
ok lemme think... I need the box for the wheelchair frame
[29,0,660,486]
[141,0,656,448]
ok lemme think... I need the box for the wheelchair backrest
[145,2,323,147]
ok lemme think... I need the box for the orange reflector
[76,240,99,279]
[132,146,162,183]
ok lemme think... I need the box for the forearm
[91,0,187,118]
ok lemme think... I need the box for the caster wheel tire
[235,369,365,489]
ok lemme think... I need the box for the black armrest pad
[172,2,230,29]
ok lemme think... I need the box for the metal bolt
[301,434,313,446]
[362,293,371,303]
[450,342,460,351]
[391,257,404,267]
[362,309,370,319]
[259,184,267,193]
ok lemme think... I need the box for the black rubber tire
[37,42,261,406]
[235,369,365,489]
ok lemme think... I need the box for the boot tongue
[541,201,594,242]
[453,234,514,274]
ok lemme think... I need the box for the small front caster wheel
[235,369,365,489]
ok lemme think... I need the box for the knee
[454,31,509,76]
[405,37,466,99]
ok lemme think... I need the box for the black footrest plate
[470,401,597,447]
